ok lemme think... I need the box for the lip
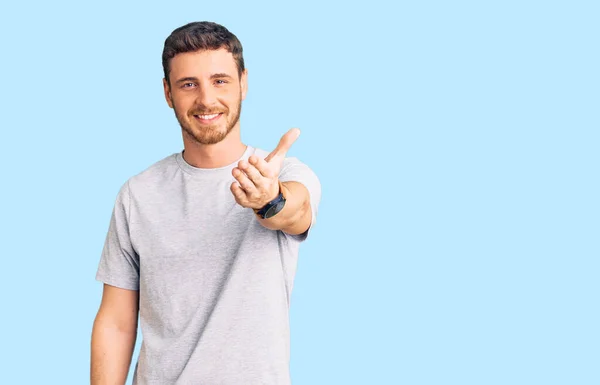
[193,113,223,124]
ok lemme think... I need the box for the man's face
[163,48,247,145]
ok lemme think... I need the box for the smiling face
[163,48,247,145]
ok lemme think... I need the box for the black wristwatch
[255,181,286,219]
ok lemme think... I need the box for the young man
[91,21,321,385]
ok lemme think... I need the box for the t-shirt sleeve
[278,157,322,242]
[95,180,140,290]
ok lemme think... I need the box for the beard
[173,95,242,145]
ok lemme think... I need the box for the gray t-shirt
[96,145,321,385]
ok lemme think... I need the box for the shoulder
[114,152,180,199]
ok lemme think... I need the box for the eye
[215,79,228,85]
[182,82,196,89]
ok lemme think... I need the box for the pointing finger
[265,128,300,163]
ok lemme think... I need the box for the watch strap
[255,180,286,219]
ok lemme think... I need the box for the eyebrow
[210,73,233,80]
[175,73,234,84]
[175,77,199,84]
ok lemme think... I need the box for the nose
[195,82,217,108]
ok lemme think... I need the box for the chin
[199,135,227,145]
[185,126,230,145]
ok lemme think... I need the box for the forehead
[169,48,237,79]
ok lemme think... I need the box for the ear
[240,69,248,101]
[163,78,174,108]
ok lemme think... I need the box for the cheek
[224,91,241,108]
[172,95,192,114]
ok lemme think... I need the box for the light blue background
[0,1,598,384]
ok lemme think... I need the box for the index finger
[265,128,300,163]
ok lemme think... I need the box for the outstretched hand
[231,128,300,210]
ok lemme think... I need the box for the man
[90,21,321,385]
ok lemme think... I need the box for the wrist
[254,180,286,219]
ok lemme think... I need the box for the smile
[193,113,223,123]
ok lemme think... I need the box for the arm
[255,181,311,235]
[91,284,139,385]
[231,128,320,236]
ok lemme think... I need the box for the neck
[181,125,247,169]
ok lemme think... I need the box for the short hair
[162,21,245,85]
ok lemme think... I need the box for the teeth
[197,113,220,119]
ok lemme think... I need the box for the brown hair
[162,21,245,85]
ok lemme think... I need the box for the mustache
[189,108,226,115]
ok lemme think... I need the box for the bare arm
[230,128,315,236]
[91,284,139,385]
[255,181,311,235]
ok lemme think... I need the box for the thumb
[265,128,301,163]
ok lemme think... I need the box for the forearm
[256,181,311,235]
[91,316,137,385]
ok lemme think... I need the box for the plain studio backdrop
[0,1,598,384]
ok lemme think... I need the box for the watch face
[264,200,286,219]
